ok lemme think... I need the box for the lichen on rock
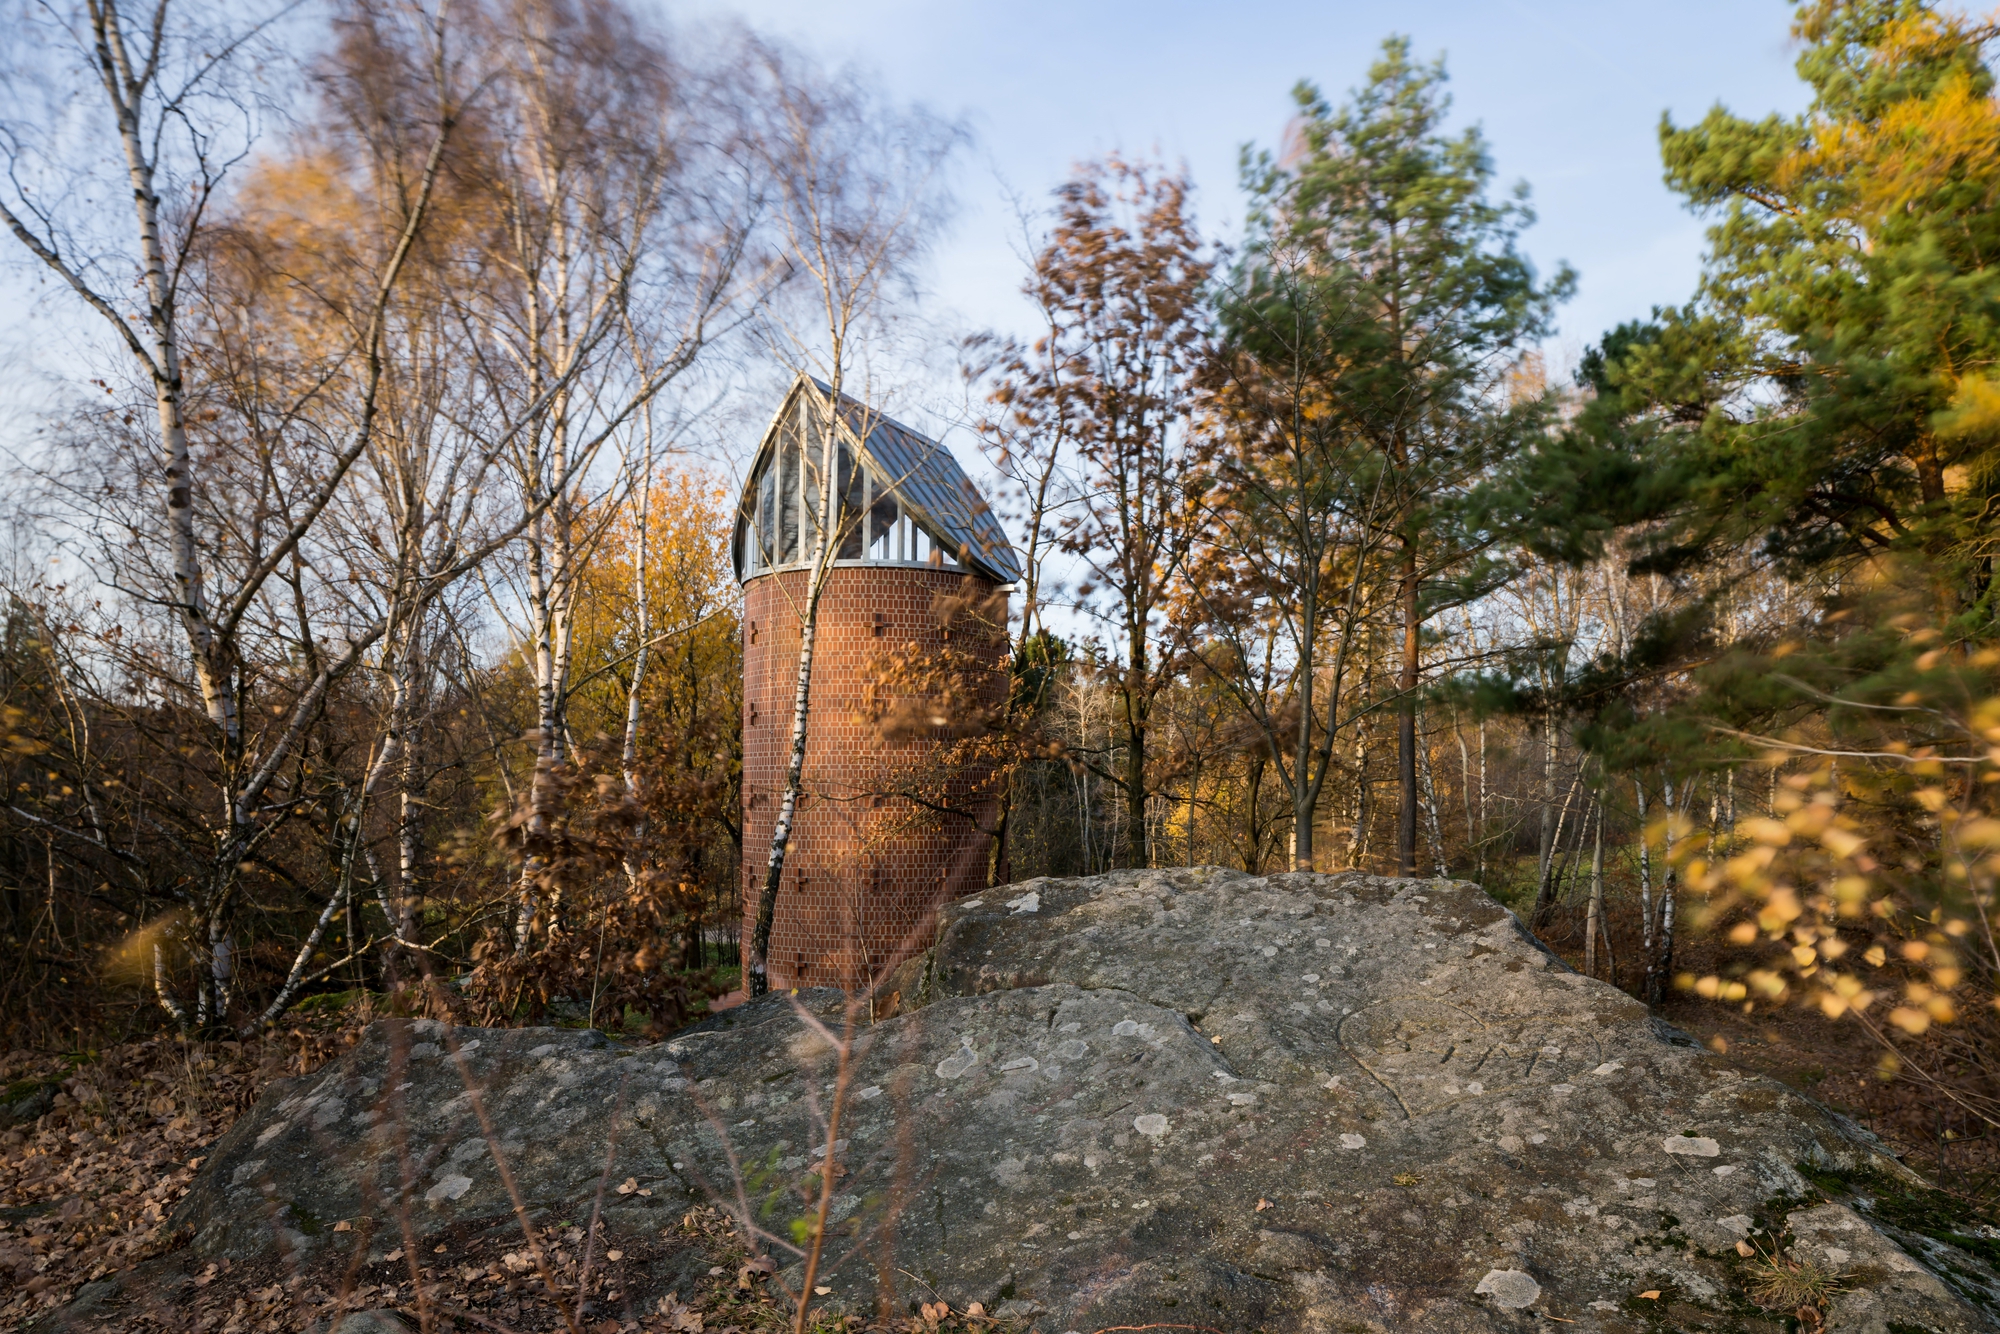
[148,868,2000,1330]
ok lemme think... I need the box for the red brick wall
[740,565,1006,990]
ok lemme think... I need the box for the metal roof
[735,376,1022,585]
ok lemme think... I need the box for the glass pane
[779,429,800,564]
[869,473,898,560]
[838,444,864,559]
[800,401,822,556]
[759,467,775,569]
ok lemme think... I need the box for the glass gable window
[744,430,959,574]
[777,423,800,564]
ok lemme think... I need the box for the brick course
[740,564,1005,990]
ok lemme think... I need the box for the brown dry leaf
[657,1292,705,1333]
[616,1176,639,1195]
[1638,1290,1661,1299]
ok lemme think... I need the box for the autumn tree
[984,156,1211,868]
[453,1,769,955]
[567,468,743,968]
[0,0,461,1026]
[1196,241,1394,872]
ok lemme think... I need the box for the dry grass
[1742,1246,1848,1321]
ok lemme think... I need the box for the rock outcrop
[159,869,2000,1330]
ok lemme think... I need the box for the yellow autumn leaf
[1739,817,1792,846]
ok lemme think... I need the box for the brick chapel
[733,375,1020,991]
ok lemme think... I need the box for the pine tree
[1228,40,1570,872]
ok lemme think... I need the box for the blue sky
[0,2,1815,477]
[688,0,1811,376]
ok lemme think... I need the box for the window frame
[741,413,961,577]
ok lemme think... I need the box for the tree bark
[1397,541,1419,875]
[1418,717,1446,876]
[1586,797,1607,980]
[1637,778,1656,1002]
[750,394,842,996]
[1124,653,1150,868]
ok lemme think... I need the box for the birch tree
[0,0,458,1026]
[744,45,959,995]
[454,4,768,952]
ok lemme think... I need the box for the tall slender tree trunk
[620,400,657,885]
[516,514,556,952]
[1397,541,1419,875]
[101,1,241,1020]
[1585,798,1608,980]
[1476,719,1488,884]
[1124,661,1149,868]
[1650,775,1680,1005]
[1536,712,1557,896]
[1532,764,1582,929]
[1637,778,1656,1003]
[1244,752,1266,872]
[750,391,841,997]
[1455,711,1474,863]
[1419,719,1446,876]
[1349,676,1371,868]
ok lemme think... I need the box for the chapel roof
[733,375,1022,586]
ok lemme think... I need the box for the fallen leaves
[736,1253,777,1290]
[657,1291,705,1332]
[0,1022,349,1326]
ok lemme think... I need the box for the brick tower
[733,376,1020,991]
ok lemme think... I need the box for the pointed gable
[733,375,1021,585]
